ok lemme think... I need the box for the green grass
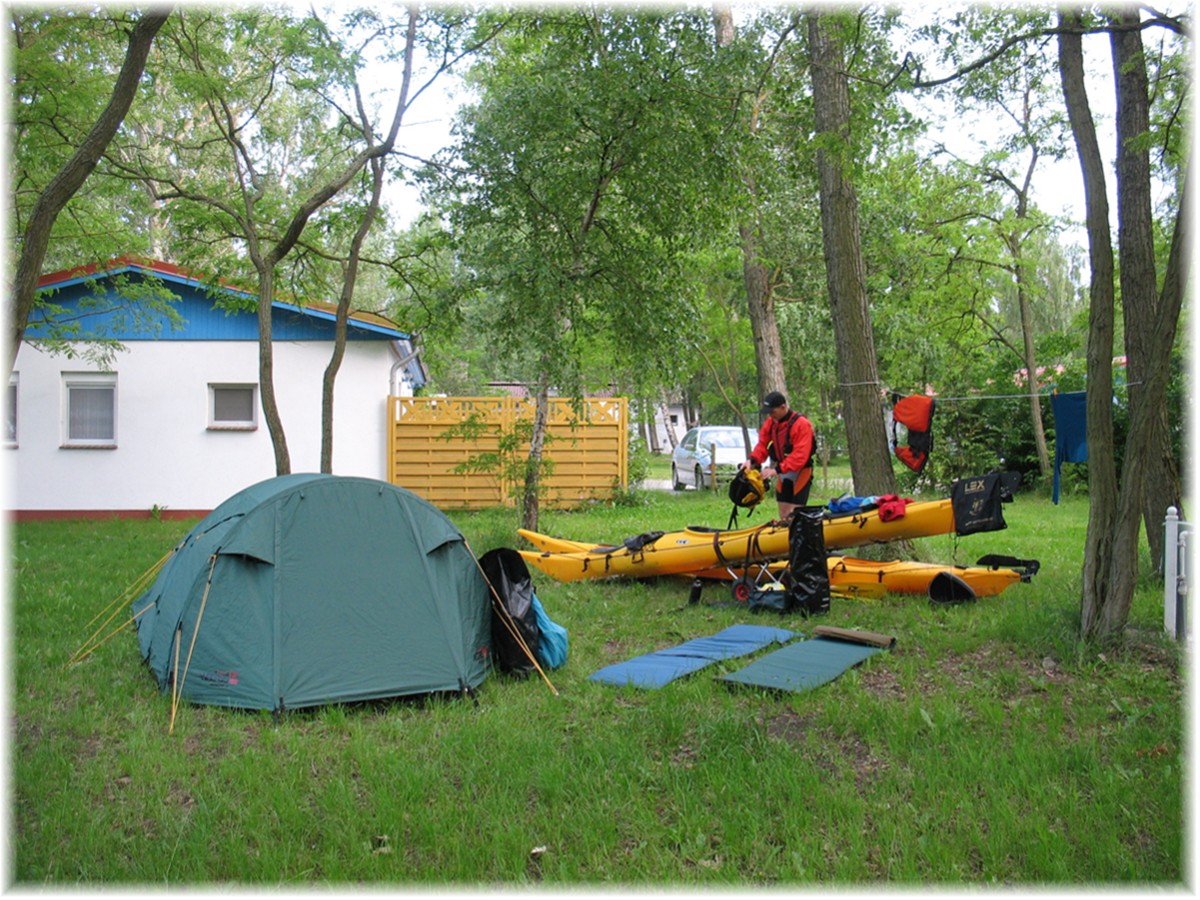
[11,488,1185,886]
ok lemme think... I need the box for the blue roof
[29,258,412,343]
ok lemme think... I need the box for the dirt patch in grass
[859,666,906,701]
[762,710,817,745]
[761,711,889,790]
[859,645,1078,703]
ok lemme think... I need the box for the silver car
[671,425,752,491]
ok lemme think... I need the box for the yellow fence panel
[388,396,628,510]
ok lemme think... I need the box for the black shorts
[776,471,812,506]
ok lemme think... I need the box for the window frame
[62,372,118,449]
[208,383,258,431]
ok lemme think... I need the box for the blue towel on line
[1051,391,1088,504]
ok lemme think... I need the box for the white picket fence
[1163,506,1191,640]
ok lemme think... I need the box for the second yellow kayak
[516,498,957,583]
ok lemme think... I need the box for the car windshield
[701,429,745,449]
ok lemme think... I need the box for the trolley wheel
[731,577,754,603]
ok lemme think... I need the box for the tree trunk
[644,401,662,453]
[740,222,789,398]
[1013,245,1052,480]
[521,377,551,533]
[322,156,385,473]
[255,263,291,475]
[322,11,419,475]
[1110,9,1182,570]
[807,11,895,497]
[1058,9,1120,640]
[7,10,170,377]
[660,400,679,449]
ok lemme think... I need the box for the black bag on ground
[750,508,832,615]
[748,585,793,614]
[479,547,540,675]
[786,507,831,616]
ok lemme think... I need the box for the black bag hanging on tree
[478,547,541,676]
[785,507,831,617]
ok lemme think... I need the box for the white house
[7,257,425,519]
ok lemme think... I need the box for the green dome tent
[131,474,492,712]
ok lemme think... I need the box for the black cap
[761,391,787,412]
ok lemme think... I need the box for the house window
[6,373,17,447]
[209,384,257,430]
[63,373,117,448]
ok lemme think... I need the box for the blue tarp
[588,624,797,689]
[719,635,885,693]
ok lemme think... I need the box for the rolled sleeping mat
[811,625,897,650]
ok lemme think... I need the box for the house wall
[9,339,400,516]
[629,400,686,452]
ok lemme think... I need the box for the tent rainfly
[131,474,492,711]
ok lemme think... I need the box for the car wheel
[672,464,685,491]
[695,466,706,490]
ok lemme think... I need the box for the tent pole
[465,542,559,697]
[170,553,218,734]
[168,625,182,733]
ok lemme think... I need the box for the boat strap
[975,554,1040,579]
[712,530,730,568]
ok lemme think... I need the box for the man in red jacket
[740,391,815,520]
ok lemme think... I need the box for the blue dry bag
[531,594,569,669]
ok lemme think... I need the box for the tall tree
[1109,6,1184,569]
[313,7,496,473]
[7,7,171,377]
[120,9,414,475]
[1058,8,1121,640]
[806,10,897,496]
[712,4,791,402]
[438,9,733,529]
[1058,7,1189,642]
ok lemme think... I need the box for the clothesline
[837,380,1056,402]
[836,382,1140,403]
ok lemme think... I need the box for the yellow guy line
[70,550,173,666]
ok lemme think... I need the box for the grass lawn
[11,482,1185,886]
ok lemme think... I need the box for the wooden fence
[387,395,628,509]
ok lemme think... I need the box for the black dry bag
[786,506,831,617]
[479,547,540,676]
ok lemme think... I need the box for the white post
[1177,529,1190,642]
[1164,506,1191,641]
[1165,507,1179,638]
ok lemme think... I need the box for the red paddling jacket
[750,411,815,493]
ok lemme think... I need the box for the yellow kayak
[517,521,1036,601]
[689,555,1038,602]
[516,498,957,583]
